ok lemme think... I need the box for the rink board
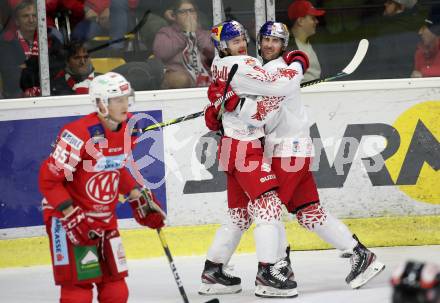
[1,216,440,268]
[0,78,439,267]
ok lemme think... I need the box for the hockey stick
[141,64,238,132]
[300,39,369,88]
[156,228,190,303]
[156,228,219,303]
[88,10,150,54]
[140,39,369,131]
[139,190,219,303]
[217,63,239,119]
[143,111,205,131]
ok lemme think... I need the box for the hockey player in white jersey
[199,20,309,298]
[208,20,386,291]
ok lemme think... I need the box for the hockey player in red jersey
[206,21,385,292]
[39,72,165,303]
[199,20,309,298]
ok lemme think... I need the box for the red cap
[288,0,326,20]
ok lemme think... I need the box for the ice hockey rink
[1,245,439,303]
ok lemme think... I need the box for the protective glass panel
[223,0,257,57]
[28,0,216,94]
[275,0,440,81]
[0,0,43,99]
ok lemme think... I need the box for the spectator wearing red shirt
[412,17,440,78]
[71,0,111,41]
[6,0,75,43]
[0,0,64,98]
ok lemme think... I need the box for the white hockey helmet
[89,72,134,116]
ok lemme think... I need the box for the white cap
[392,0,417,9]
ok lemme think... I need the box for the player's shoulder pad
[59,125,86,151]
[265,57,287,70]
[87,123,106,144]
[58,113,97,150]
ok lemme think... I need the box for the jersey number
[52,145,69,163]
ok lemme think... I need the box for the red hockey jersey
[39,113,141,229]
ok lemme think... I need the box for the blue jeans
[71,19,105,41]
[109,0,129,49]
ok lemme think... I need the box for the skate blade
[199,283,242,295]
[255,285,298,298]
[350,260,385,289]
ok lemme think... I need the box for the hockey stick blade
[341,39,369,75]
[204,299,220,303]
[217,63,239,119]
[300,38,369,87]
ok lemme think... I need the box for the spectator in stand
[411,16,440,78]
[124,0,211,54]
[287,0,326,82]
[103,0,172,50]
[71,0,111,41]
[374,0,422,78]
[51,41,97,95]
[0,0,64,98]
[108,0,139,50]
[153,0,214,89]
[383,0,418,17]
[46,0,86,43]
[0,0,41,97]
[6,0,70,43]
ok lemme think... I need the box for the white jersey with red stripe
[238,57,313,157]
[211,54,303,141]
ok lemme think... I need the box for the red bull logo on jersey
[245,58,257,66]
[211,65,229,81]
[278,68,298,79]
[251,96,284,121]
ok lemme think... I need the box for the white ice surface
[1,245,439,303]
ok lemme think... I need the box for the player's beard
[262,50,280,62]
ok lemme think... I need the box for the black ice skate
[280,245,295,281]
[343,235,385,289]
[255,260,298,298]
[199,260,242,295]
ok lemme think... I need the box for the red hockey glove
[207,79,240,112]
[129,189,166,229]
[60,207,104,246]
[283,50,310,73]
[204,105,222,131]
